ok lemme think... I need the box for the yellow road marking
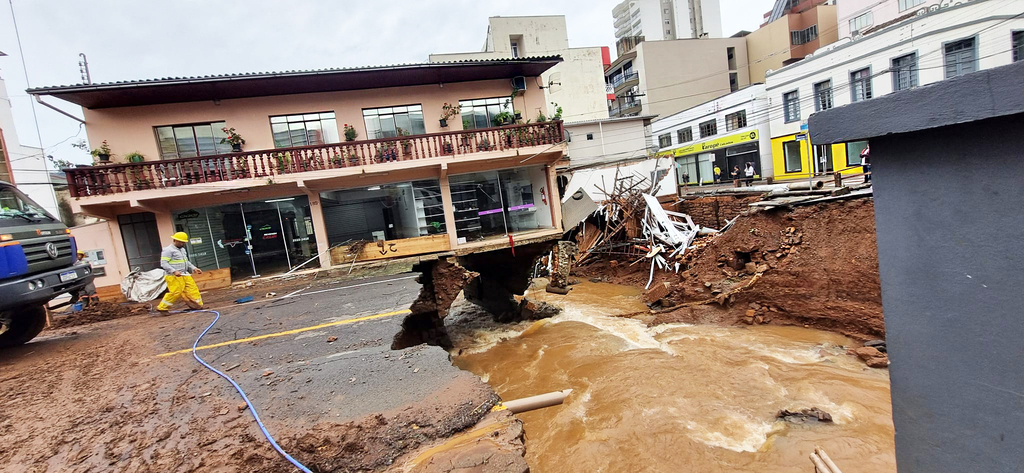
[156,308,411,357]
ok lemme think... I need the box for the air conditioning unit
[512,76,527,90]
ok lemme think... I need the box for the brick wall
[673,195,758,229]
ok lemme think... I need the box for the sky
[0,0,769,167]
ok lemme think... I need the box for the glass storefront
[172,195,319,279]
[318,179,446,245]
[449,167,552,243]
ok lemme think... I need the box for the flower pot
[231,143,242,152]
[439,118,449,128]
[128,155,144,163]
[514,112,522,120]
[97,153,110,162]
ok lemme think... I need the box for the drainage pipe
[500,389,573,414]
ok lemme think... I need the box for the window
[727,47,737,70]
[846,141,869,166]
[677,127,693,143]
[363,105,426,139]
[510,40,520,58]
[814,144,833,173]
[586,133,594,140]
[460,97,512,129]
[270,112,339,148]
[850,68,872,102]
[898,0,926,12]
[891,53,918,91]
[725,110,747,131]
[783,140,802,173]
[1014,31,1024,62]
[944,38,977,78]
[791,25,818,45]
[658,133,672,148]
[155,122,230,159]
[783,90,800,123]
[729,72,739,92]
[813,80,833,111]
[699,120,717,138]
[849,12,872,34]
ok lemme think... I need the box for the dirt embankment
[577,199,884,340]
[47,302,152,330]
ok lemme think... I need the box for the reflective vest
[160,244,196,275]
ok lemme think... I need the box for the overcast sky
[0,0,769,167]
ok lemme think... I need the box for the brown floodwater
[448,280,896,473]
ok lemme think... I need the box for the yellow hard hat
[77,250,85,255]
[172,232,189,242]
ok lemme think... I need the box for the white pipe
[502,389,573,414]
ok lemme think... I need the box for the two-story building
[651,84,772,186]
[31,57,568,292]
[764,0,1023,181]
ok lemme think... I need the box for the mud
[47,301,151,330]
[576,199,884,340]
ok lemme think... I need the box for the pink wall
[82,79,547,164]
[72,220,130,289]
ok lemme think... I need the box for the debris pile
[48,301,150,330]
[573,172,707,290]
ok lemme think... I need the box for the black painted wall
[871,114,1024,472]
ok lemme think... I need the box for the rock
[866,355,890,368]
[742,316,755,325]
[755,315,765,324]
[756,264,769,273]
[745,309,756,317]
[567,278,581,285]
[853,347,883,360]
[327,336,338,343]
[644,282,673,305]
[589,277,602,283]
[238,403,248,411]
[777,408,833,424]
[262,370,274,377]
[864,340,886,353]
[609,260,619,268]
[518,299,562,320]
[749,302,761,310]
[219,408,230,416]
[744,262,758,274]
[704,282,713,288]
[769,306,778,312]
[545,283,570,295]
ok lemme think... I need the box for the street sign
[795,133,807,140]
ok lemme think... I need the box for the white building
[429,16,611,122]
[563,115,656,170]
[612,0,724,41]
[0,51,60,218]
[765,0,1024,180]
[651,84,772,185]
[837,0,976,39]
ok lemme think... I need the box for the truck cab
[0,181,94,347]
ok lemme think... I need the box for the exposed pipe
[500,389,573,414]
[33,95,85,124]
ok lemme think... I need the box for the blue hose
[190,310,314,473]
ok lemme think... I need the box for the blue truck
[0,181,94,347]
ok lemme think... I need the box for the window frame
[510,40,520,58]
[153,121,230,160]
[698,120,717,138]
[850,67,873,103]
[898,0,926,12]
[943,36,978,79]
[846,141,869,167]
[677,127,693,143]
[269,111,340,148]
[813,80,833,112]
[783,140,802,173]
[1014,31,1024,63]
[783,90,801,123]
[658,133,672,148]
[460,97,512,130]
[849,12,873,34]
[790,25,819,45]
[362,104,426,140]
[891,52,919,92]
[725,110,747,131]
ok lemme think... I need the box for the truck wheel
[0,306,47,348]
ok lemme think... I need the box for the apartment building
[612,0,724,41]
[651,84,772,186]
[606,38,749,118]
[30,58,567,292]
[837,0,978,38]
[745,0,840,83]
[430,16,611,122]
[765,0,1024,181]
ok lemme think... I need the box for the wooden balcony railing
[65,121,564,198]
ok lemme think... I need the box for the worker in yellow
[156,232,204,313]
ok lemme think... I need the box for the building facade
[31,58,568,293]
[429,16,611,122]
[606,38,750,118]
[0,51,60,218]
[612,0,724,41]
[562,115,655,170]
[651,84,772,186]
[836,0,983,39]
[765,0,1023,181]
[745,0,840,83]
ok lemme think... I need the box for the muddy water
[449,280,896,473]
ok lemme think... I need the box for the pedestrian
[744,162,755,186]
[76,250,99,306]
[713,164,722,184]
[681,171,690,191]
[731,165,740,186]
[156,232,204,313]
[860,145,871,182]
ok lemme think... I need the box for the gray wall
[871,114,1024,472]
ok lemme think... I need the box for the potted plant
[536,111,547,123]
[440,102,461,128]
[477,136,493,151]
[492,111,513,127]
[221,127,245,152]
[343,124,358,141]
[90,140,112,162]
[124,151,145,163]
[442,141,454,154]
[396,127,413,154]
[274,152,291,172]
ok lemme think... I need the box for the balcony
[65,121,564,198]
[609,99,642,117]
[610,71,639,89]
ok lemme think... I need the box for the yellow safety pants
[157,275,203,311]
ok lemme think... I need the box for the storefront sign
[478,208,503,216]
[673,130,759,157]
[177,209,200,220]
[508,204,535,211]
[262,232,278,239]
[189,237,203,245]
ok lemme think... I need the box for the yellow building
[770,133,866,181]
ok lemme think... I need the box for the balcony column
[546,164,563,231]
[303,189,332,269]
[438,165,459,249]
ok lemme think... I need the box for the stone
[644,282,673,305]
[777,408,833,424]
[742,316,755,325]
[866,355,891,368]
[749,302,761,310]
[745,309,756,317]
[589,277,602,283]
[755,315,765,324]
[744,262,758,274]
[262,370,274,377]
[238,402,248,411]
[518,299,562,320]
[756,264,769,273]
[327,336,338,343]
[853,347,883,360]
